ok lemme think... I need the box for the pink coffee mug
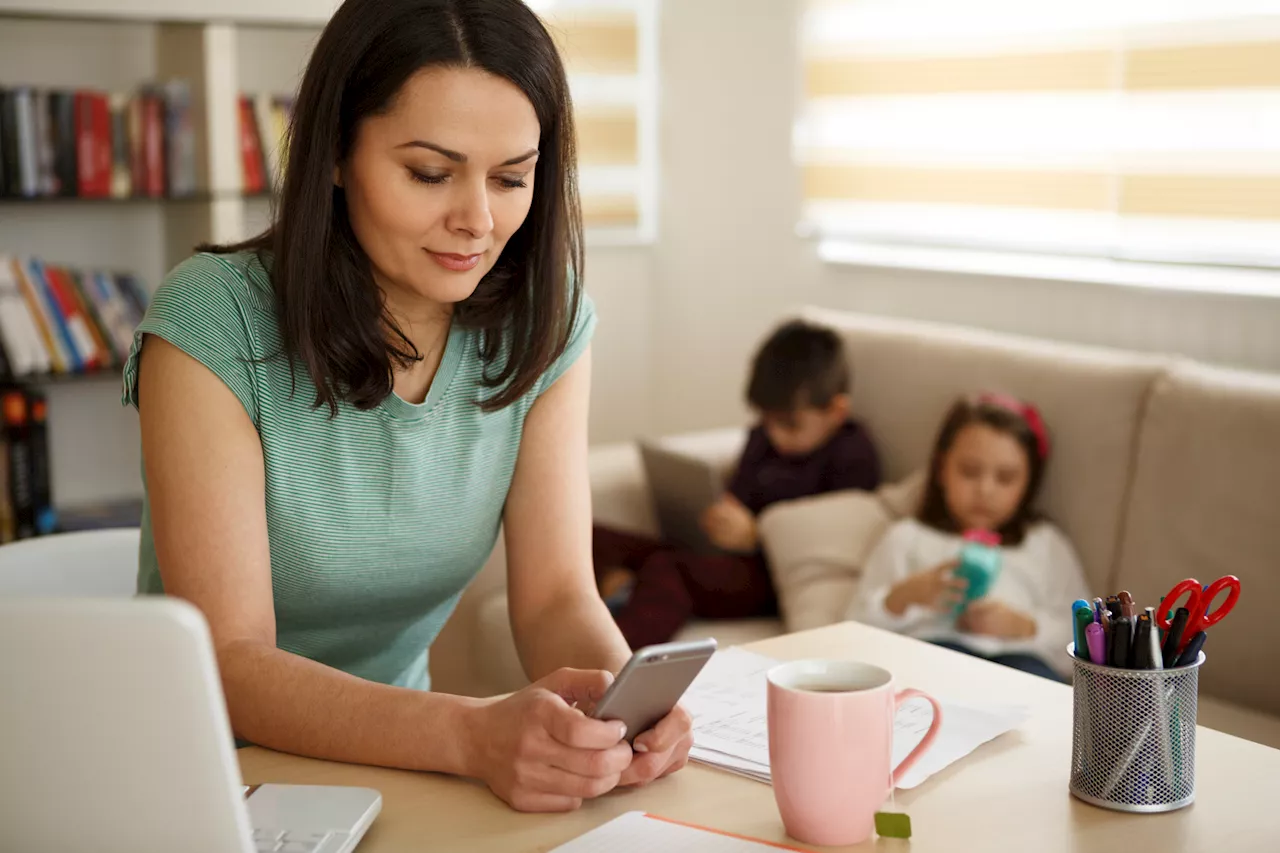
[767,659,943,847]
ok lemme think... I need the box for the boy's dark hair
[746,320,850,412]
[917,395,1047,546]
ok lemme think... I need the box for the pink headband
[977,392,1050,460]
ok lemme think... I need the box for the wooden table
[239,623,1280,852]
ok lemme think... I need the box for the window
[796,0,1280,270]
[533,0,658,243]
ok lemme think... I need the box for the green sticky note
[874,811,912,839]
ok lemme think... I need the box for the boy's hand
[699,495,757,553]
[959,599,1036,639]
[884,559,965,615]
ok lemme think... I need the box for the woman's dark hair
[917,395,1047,546]
[205,0,582,414]
[745,320,850,413]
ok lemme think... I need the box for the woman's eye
[409,169,447,185]
[495,176,529,190]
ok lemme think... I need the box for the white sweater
[848,518,1089,677]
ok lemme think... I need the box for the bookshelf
[0,1,327,514]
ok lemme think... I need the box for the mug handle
[891,689,944,781]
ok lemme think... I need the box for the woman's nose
[448,180,494,239]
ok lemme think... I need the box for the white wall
[613,0,1280,441]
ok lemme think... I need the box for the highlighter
[1174,631,1207,668]
[1132,614,1154,669]
[1145,607,1163,670]
[1161,607,1190,669]
[1118,590,1137,621]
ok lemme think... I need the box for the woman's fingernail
[633,742,649,753]
[617,723,628,740]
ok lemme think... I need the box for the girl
[849,393,1088,680]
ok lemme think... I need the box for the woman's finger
[633,705,692,755]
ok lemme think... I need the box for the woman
[125,0,691,813]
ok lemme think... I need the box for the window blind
[796,0,1280,268]
[534,0,657,240]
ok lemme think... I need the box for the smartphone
[591,638,717,742]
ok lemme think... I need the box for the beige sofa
[431,308,1280,749]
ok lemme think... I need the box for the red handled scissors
[1155,575,1241,637]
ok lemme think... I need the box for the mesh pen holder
[1067,644,1204,814]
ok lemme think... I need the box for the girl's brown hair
[916,395,1049,546]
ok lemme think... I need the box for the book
[27,390,54,536]
[75,91,112,198]
[238,95,267,194]
[2,389,35,539]
[12,87,39,197]
[140,89,166,197]
[14,258,69,373]
[164,80,196,197]
[108,92,132,198]
[0,255,49,376]
[49,91,77,196]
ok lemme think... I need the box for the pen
[1086,621,1107,665]
[1106,596,1123,620]
[1100,608,1113,645]
[1132,614,1154,669]
[1093,597,1105,623]
[1110,615,1132,668]
[1119,591,1137,621]
[1174,631,1207,668]
[1074,605,1094,660]
[1161,607,1190,669]
[1145,607,1162,670]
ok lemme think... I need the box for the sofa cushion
[758,472,924,632]
[800,307,1165,595]
[1113,361,1280,716]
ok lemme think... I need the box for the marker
[1161,607,1190,669]
[1086,622,1107,665]
[1132,614,1155,669]
[1106,596,1123,620]
[1119,591,1137,621]
[1074,606,1094,660]
[1092,597,1105,623]
[1174,631,1207,668]
[1145,607,1162,670]
[1110,616,1132,668]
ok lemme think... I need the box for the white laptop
[0,597,381,853]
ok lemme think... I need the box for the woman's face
[938,423,1030,533]
[339,65,541,314]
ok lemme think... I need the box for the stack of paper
[682,648,1031,789]
[551,812,790,852]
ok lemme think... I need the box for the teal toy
[954,529,1001,616]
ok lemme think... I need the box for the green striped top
[123,251,595,691]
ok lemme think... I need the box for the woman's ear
[333,163,344,188]
[826,393,851,421]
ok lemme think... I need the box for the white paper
[684,648,1030,790]
[550,812,781,852]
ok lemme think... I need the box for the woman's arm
[504,345,630,679]
[503,346,693,784]
[139,336,480,773]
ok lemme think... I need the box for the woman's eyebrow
[396,140,539,166]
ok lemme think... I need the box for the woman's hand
[958,599,1037,639]
[884,559,965,615]
[465,668,633,813]
[700,495,758,553]
[619,704,694,787]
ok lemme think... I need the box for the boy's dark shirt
[727,419,881,516]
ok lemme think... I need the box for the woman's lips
[427,251,483,272]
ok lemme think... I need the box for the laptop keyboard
[252,828,349,853]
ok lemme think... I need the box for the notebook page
[549,813,800,852]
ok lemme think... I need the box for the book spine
[52,91,78,196]
[14,88,39,197]
[19,259,75,373]
[27,390,54,536]
[238,95,266,194]
[128,94,145,197]
[0,256,50,375]
[3,389,35,539]
[84,271,133,362]
[33,90,57,196]
[0,428,13,544]
[108,92,132,198]
[142,91,165,197]
[46,266,100,370]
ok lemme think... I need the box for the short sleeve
[535,291,597,396]
[122,253,260,426]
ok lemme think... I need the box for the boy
[595,320,881,648]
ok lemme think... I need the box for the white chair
[0,529,141,596]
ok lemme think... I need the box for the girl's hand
[959,599,1037,639]
[884,559,966,615]
[465,668,633,813]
